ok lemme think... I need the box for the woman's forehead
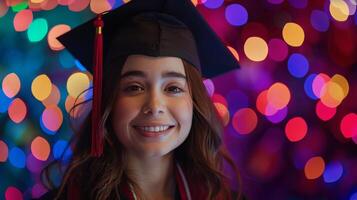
[121,55,186,75]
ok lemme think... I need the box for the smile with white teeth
[136,125,171,132]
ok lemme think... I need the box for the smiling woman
[38,0,242,200]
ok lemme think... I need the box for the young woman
[39,0,242,199]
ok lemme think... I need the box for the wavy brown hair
[41,57,242,200]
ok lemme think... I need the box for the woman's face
[112,55,193,158]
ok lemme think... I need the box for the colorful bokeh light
[31,74,52,101]
[285,117,308,142]
[2,72,21,98]
[315,100,336,121]
[232,108,258,135]
[0,140,8,162]
[214,102,230,126]
[13,9,33,32]
[41,106,63,132]
[27,18,48,42]
[31,136,51,161]
[5,186,23,200]
[304,156,325,180]
[267,82,291,110]
[244,36,268,62]
[225,3,248,26]
[48,24,71,51]
[66,72,90,98]
[282,22,305,47]
[287,53,309,78]
[8,98,27,123]
[323,161,343,183]
[340,113,357,139]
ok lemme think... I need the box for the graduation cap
[58,0,240,157]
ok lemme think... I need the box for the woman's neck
[126,152,176,200]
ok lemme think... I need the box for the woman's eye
[166,86,183,93]
[124,85,144,92]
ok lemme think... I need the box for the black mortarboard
[58,0,240,157]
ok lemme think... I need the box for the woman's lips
[133,125,175,138]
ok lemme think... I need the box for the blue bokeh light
[310,10,329,32]
[0,89,11,113]
[304,74,319,100]
[53,140,72,162]
[204,0,224,9]
[323,161,343,183]
[288,53,309,78]
[225,4,248,26]
[9,147,26,168]
[59,50,75,68]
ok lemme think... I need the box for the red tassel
[91,14,104,157]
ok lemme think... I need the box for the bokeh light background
[1,0,357,199]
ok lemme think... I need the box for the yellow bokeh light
[2,73,21,98]
[244,37,268,62]
[228,46,240,61]
[320,81,344,108]
[67,72,90,98]
[331,74,349,98]
[282,22,305,47]
[214,102,230,127]
[330,0,349,22]
[30,0,46,3]
[31,74,52,101]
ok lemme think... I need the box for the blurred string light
[0,1,9,17]
[323,161,343,183]
[8,98,27,123]
[31,136,51,161]
[244,36,268,62]
[42,84,61,107]
[282,22,305,47]
[287,53,309,78]
[11,1,28,12]
[2,73,21,98]
[66,72,90,98]
[315,100,336,121]
[203,0,224,9]
[340,113,357,139]
[13,9,33,32]
[68,0,90,12]
[53,140,72,161]
[212,93,228,107]
[41,105,63,133]
[9,147,26,168]
[232,108,258,135]
[90,0,113,14]
[214,102,230,126]
[203,78,215,97]
[27,18,48,42]
[0,140,9,162]
[329,0,350,22]
[304,156,325,180]
[285,117,308,142]
[310,10,330,32]
[268,38,288,62]
[225,3,248,26]
[47,24,71,51]
[5,186,23,200]
[31,74,52,101]
[227,46,240,61]
[266,106,288,124]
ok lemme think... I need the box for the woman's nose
[142,90,165,116]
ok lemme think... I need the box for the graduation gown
[36,163,239,200]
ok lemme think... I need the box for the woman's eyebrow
[120,70,186,79]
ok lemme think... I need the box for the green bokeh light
[11,1,28,12]
[27,18,48,42]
